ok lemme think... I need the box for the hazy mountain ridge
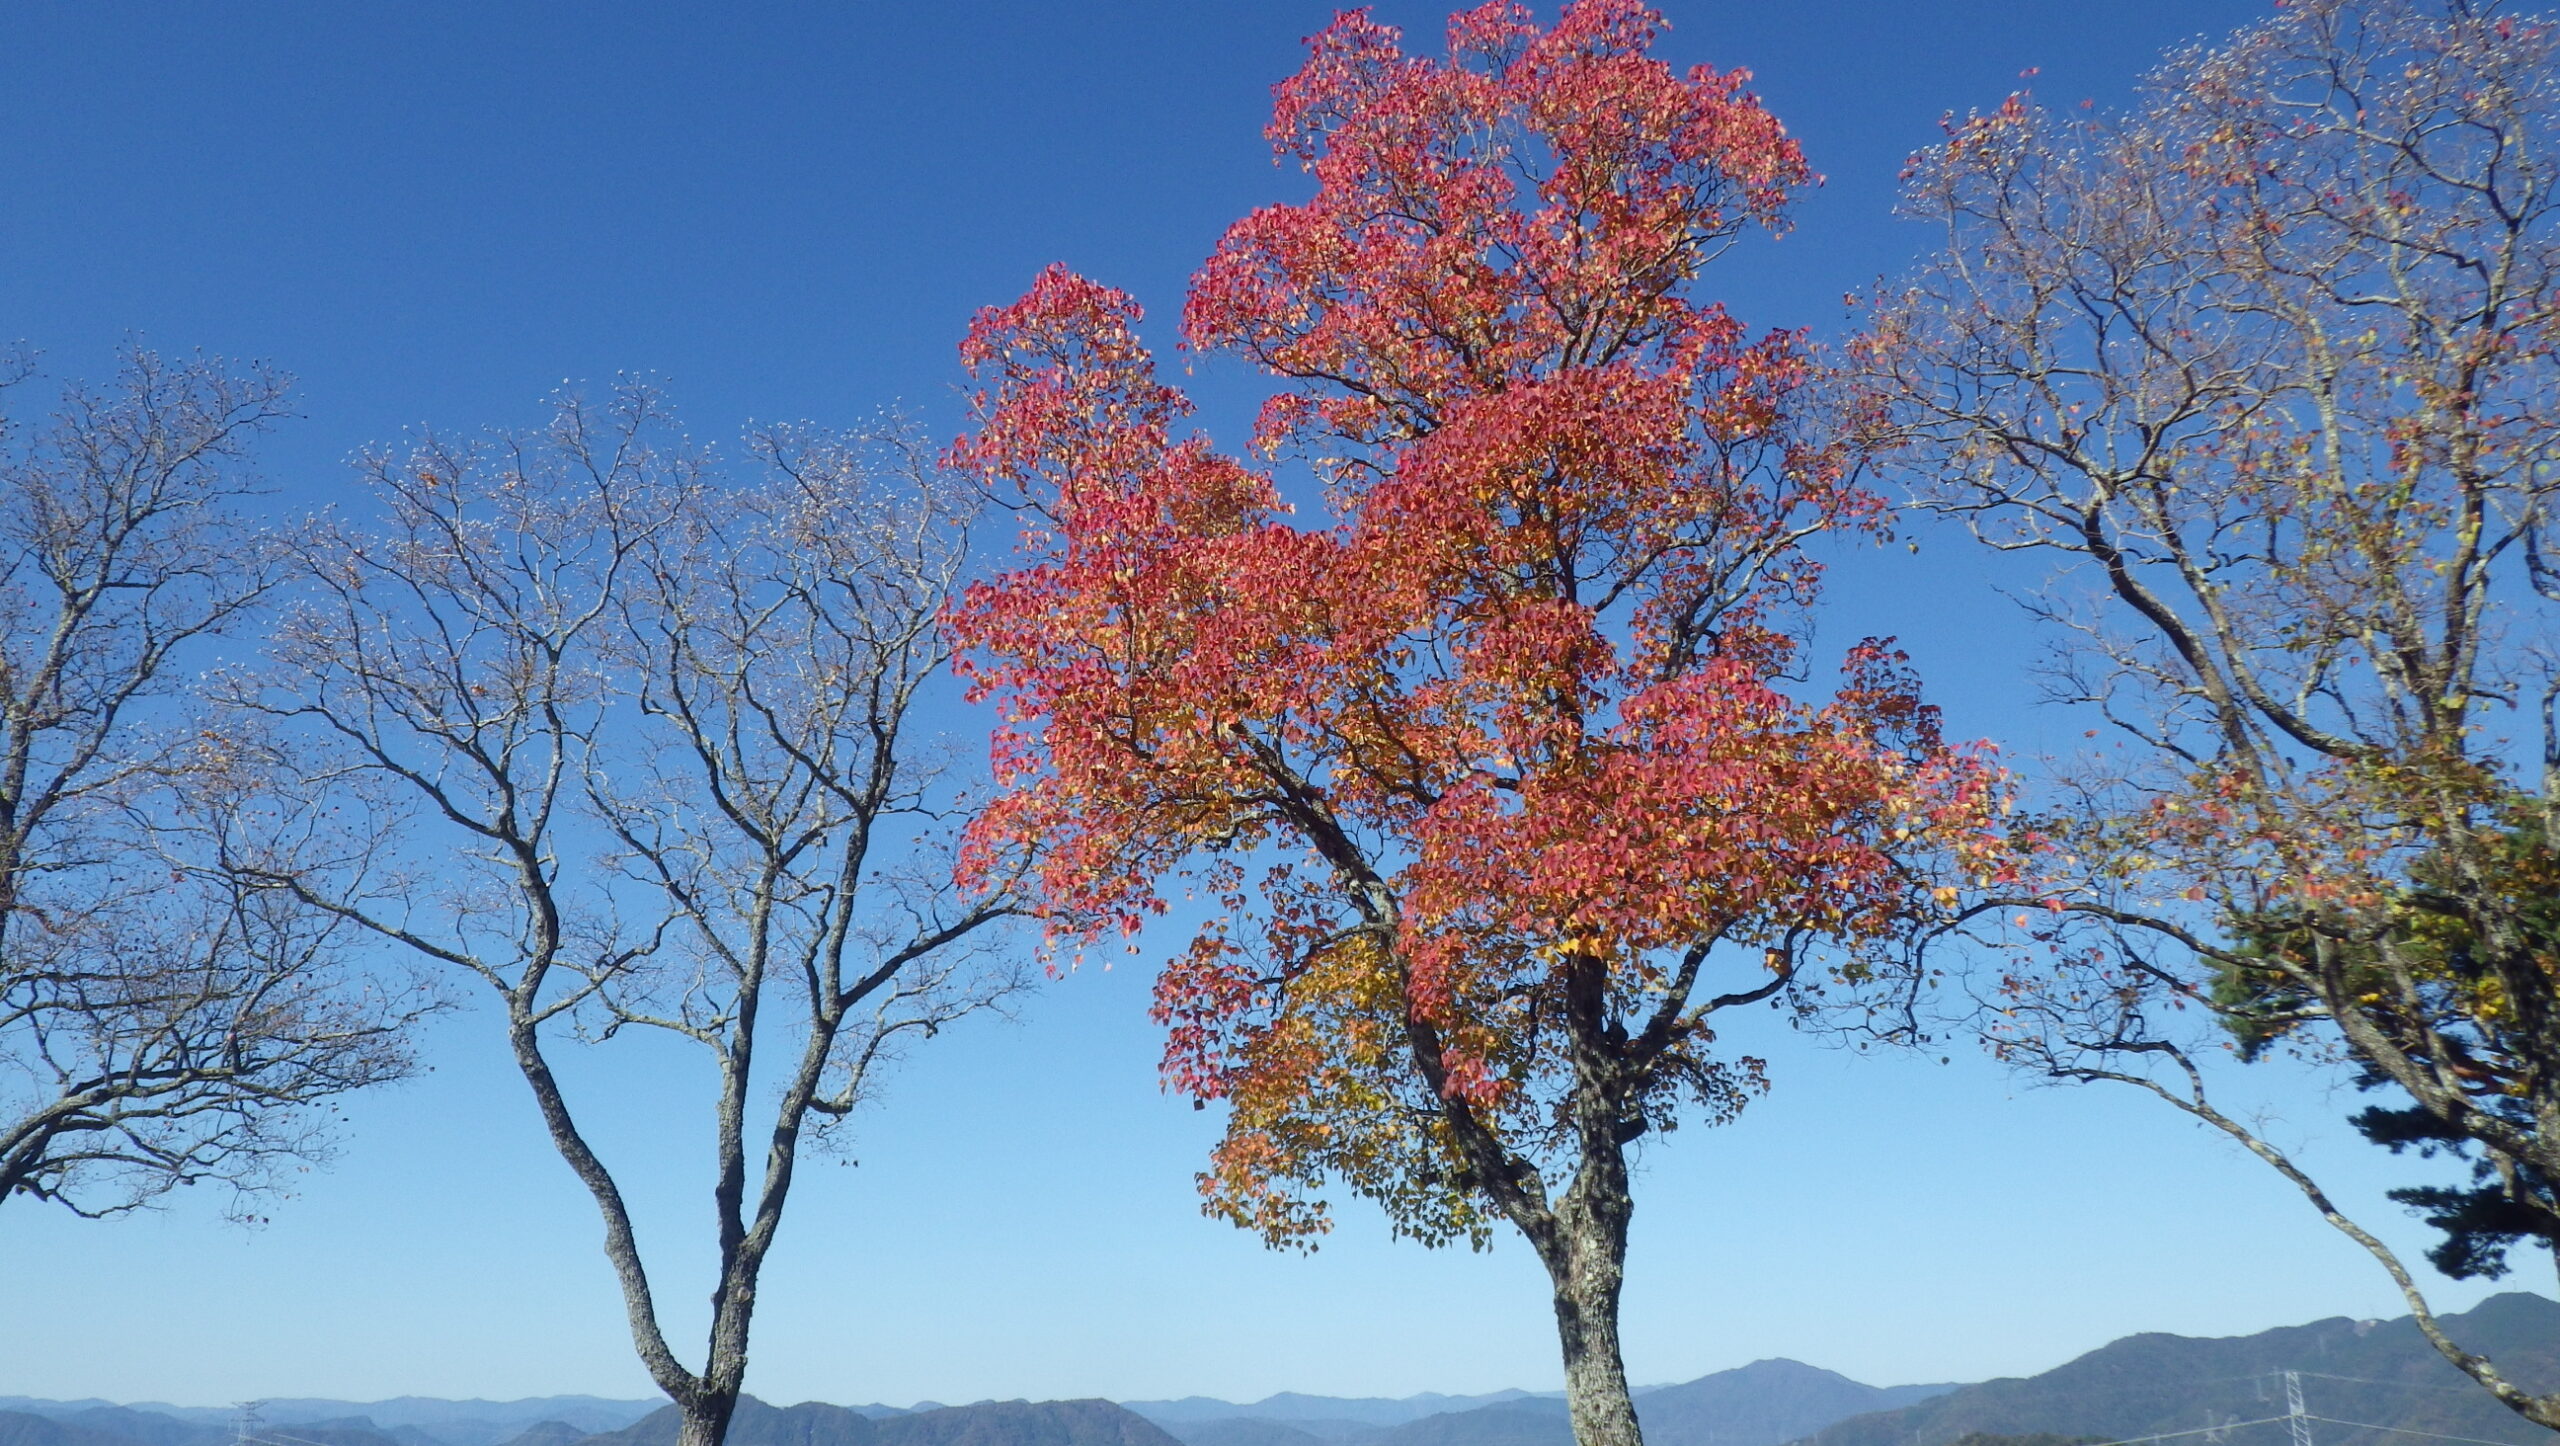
[0,1403,662,1446]
[0,1410,171,1446]
[1364,1400,1567,1446]
[0,1361,1966,1446]
[1806,1292,2560,1446]
[1638,1359,1963,1446]
[496,1425,590,1446]
[16,1294,2557,1446]
[1123,1397,1549,1431]
[1130,1359,1960,1446]
[1142,1423,1339,1446]
[0,1412,409,1446]
[582,1398,1180,1446]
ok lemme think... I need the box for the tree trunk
[1548,953,1646,1446]
[676,1392,739,1446]
[1547,1219,1644,1446]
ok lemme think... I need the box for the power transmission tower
[2284,1371,2315,1446]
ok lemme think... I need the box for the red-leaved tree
[951,7,2009,1444]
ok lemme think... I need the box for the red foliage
[951,1,2007,1243]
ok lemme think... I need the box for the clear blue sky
[0,0,2529,1414]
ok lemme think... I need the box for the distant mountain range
[0,1401,1165,1446]
[7,1292,2554,1446]
[1120,1396,1553,1431]
[1122,1360,1960,1446]
[586,1398,1178,1446]
[0,1401,661,1446]
[1805,1292,2560,1446]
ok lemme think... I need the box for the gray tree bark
[1543,1172,1644,1446]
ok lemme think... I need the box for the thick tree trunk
[1549,1235,1644,1446]
[676,1393,739,1446]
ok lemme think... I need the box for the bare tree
[243,383,1020,1446]
[1865,0,2560,1430]
[0,346,420,1218]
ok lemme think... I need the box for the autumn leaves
[944,2,2560,1445]
[945,9,2013,1446]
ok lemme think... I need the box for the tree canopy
[952,6,2012,1445]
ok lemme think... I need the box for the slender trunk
[1551,952,1645,1446]
[675,1392,739,1446]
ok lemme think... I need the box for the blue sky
[0,0,2531,1414]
